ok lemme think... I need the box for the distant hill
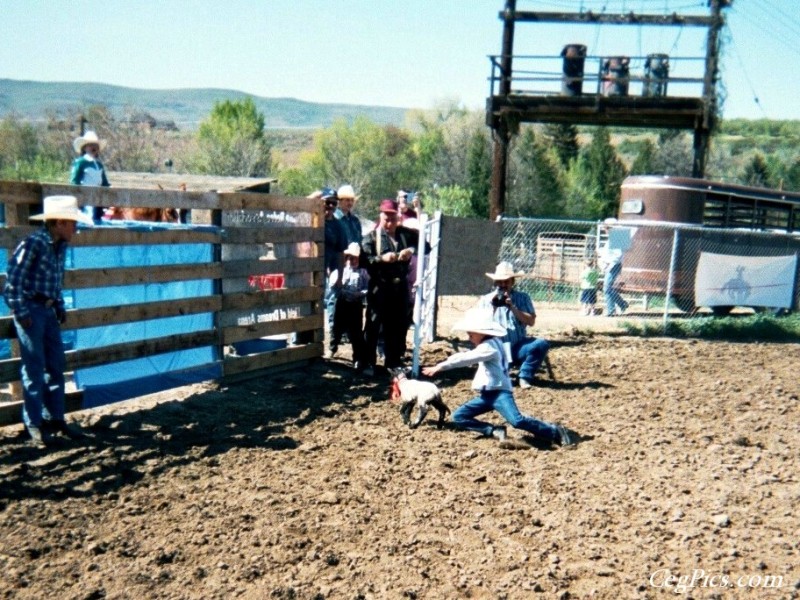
[0,79,410,130]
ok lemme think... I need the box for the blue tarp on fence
[69,222,220,408]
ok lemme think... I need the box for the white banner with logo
[695,252,798,308]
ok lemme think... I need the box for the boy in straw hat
[4,196,93,447]
[423,308,576,446]
[329,242,369,370]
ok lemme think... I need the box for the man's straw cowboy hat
[30,196,94,226]
[485,261,525,280]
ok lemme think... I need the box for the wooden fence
[0,181,325,426]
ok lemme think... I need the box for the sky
[2,0,799,121]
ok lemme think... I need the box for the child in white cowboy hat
[70,130,110,221]
[4,196,92,447]
[328,242,370,371]
[422,308,576,446]
[479,261,550,388]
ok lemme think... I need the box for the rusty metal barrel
[561,44,587,96]
[643,53,669,97]
[601,56,630,96]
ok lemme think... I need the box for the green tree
[191,98,271,177]
[425,185,474,217]
[629,139,657,175]
[543,123,579,167]
[565,128,626,219]
[507,127,565,217]
[0,115,66,182]
[411,102,486,190]
[778,157,800,192]
[299,117,418,217]
[742,152,772,187]
[465,129,492,218]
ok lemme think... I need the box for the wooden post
[489,0,516,221]
[490,124,510,221]
[695,0,727,177]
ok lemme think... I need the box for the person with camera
[478,262,550,388]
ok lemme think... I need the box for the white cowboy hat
[453,307,506,337]
[337,184,357,200]
[485,261,525,280]
[72,130,105,154]
[30,195,94,226]
[344,242,361,256]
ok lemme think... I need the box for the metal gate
[411,210,442,376]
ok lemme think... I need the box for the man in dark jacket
[360,199,424,375]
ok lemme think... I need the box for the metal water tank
[643,54,669,97]
[561,44,587,96]
[601,56,630,96]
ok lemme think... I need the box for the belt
[31,294,56,308]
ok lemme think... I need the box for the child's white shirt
[435,337,512,391]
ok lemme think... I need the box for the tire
[674,295,695,313]
[710,305,734,317]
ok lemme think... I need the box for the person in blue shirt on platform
[4,196,93,448]
[478,261,550,388]
[70,131,110,221]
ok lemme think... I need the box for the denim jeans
[604,262,629,315]
[324,282,337,350]
[14,303,66,428]
[512,337,550,381]
[452,389,558,441]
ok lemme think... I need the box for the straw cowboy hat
[30,195,94,226]
[72,130,105,154]
[453,307,506,337]
[485,261,525,280]
[337,184,357,200]
[344,242,361,256]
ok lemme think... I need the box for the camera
[491,287,508,308]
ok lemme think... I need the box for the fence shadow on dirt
[0,360,386,504]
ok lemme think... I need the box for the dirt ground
[0,303,798,600]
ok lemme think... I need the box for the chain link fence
[498,217,800,324]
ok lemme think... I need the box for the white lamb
[389,368,450,429]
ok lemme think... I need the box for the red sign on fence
[248,274,285,291]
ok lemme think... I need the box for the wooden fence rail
[0,181,325,426]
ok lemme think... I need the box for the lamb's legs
[430,398,451,429]
[410,405,428,429]
[400,401,414,426]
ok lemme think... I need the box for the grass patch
[619,313,800,342]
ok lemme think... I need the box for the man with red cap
[359,199,425,375]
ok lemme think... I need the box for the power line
[725,29,767,119]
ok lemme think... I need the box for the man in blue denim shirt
[4,196,93,447]
[321,188,347,357]
[335,184,363,245]
[478,261,550,388]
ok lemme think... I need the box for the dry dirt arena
[0,303,798,600]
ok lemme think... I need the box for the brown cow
[104,207,180,223]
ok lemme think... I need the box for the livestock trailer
[614,175,800,314]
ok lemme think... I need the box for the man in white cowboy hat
[4,196,93,447]
[70,130,110,221]
[478,261,550,388]
[423,308,575,446]
[335,184,363,245]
